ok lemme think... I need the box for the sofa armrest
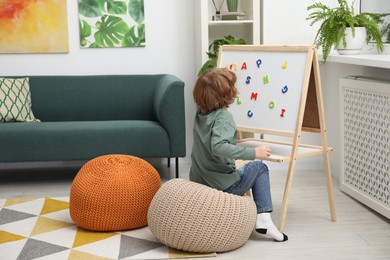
[153,75,186,157]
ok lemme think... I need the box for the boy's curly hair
[193,68,238,113]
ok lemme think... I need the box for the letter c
[247,110,253,118]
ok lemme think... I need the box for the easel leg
[278,159,297,232]
[323,149,337,221]
[313,47,337,222]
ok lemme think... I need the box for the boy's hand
[255,145,271,160]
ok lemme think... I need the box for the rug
[0,197,217,259]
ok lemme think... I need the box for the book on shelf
[220,11,246,20]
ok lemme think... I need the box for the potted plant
[198,35,245,76]
[306,0,383,62]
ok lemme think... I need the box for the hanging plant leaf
[128,0,144,24]
[78,0,102,17]
[94,15,130,47]
[122,24,145,47]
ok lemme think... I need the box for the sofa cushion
[0,120,170,162]
[0,77,40,122]
[28,75,162,122]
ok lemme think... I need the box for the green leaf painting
[78,0,145,48]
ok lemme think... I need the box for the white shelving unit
[195,0,261,72]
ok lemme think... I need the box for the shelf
[319,53,390,69]
[209,20,254,25]
[195,0,261,72]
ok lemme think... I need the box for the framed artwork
[78,0,145,48]
[0,0,69,54]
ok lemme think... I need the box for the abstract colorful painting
[0,0,69,54]
[78,0,145,48]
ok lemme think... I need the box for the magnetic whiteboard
[217,45,313,135]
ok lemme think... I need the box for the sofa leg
[167,157,178,178]
[175,157,179,178]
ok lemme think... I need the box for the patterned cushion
[0,77,40,122]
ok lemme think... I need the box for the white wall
[262,0,361,176]
[262,0,358,45]
[0,0,197,164]
[1,0,366,175]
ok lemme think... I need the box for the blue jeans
[224,161,273,213]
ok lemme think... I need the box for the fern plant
[376,13,390,43]
[382,22,390,43]
[306,0,383,62]
[198,35,245,76]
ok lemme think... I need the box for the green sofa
[0,74,186,177]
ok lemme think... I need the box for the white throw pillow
[0,77,40,122]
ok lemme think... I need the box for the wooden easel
[218,45,336,231]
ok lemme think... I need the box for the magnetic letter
[282,60,288,69]
[237,96,242,105]
[282,85,288,93]
[280,109,286,117]
[263,75,269,84]
[241,62,247,70]
[269,101,275,109]
[246,76,251,84]
[256,59,262,68]
[229,63,237,71]
[247,110,253,118]
[250,92,258,101]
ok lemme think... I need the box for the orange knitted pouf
[69,154,161,231]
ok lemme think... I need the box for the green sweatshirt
[190,108,256,191]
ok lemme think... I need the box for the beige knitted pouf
[70,154,160,231]
[148,178,257,253]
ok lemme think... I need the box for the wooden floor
[0,162,389,260]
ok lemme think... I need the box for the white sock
[255,213,288,242]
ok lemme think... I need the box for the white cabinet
[340,77,390,219]
[195,0,261,72]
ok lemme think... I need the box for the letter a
[241,62,247,70]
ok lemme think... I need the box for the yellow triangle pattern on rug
[69,249,111,260]
[40,197,70,215]
[0,230,26,244]
[30,216,74,236]
[0,197,217,259]
[3,198,37,207]
[73,227,117,248]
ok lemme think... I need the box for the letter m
[250,92,258,101]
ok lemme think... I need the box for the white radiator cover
[340,77,390,219]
